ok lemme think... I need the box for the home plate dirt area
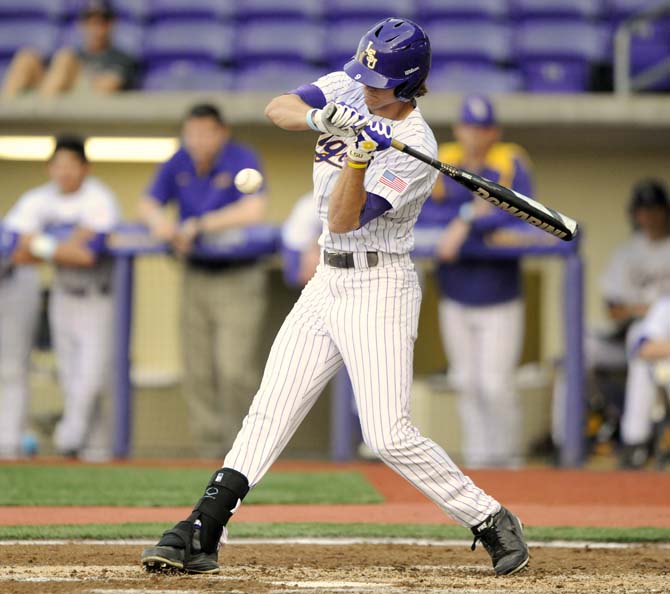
[2,542,670,594]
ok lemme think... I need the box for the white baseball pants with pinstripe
[224,253,500,527]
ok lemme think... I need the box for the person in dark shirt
[418,94,535,469]
[2,0,136,97]
[139,103,268,459]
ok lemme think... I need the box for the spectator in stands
[4,135,120,461]
[553,179,670,457]
[139,103,268,459]
[2,0,136,98]
[621,296,670,468]
[417,94,536,468]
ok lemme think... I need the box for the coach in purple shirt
[139,103,267,458]
[418,94,536,469]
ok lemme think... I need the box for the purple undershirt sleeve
[359,193,392,227]
[289,84,327,109]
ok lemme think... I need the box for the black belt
[323,250,379,269]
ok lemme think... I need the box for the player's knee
[362,418,421,459]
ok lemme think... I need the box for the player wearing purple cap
[140,18,528,578]
[419,94,535,468]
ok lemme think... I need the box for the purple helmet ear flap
[343,17,431,102]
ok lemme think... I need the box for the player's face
[634,206,670,239]
[454,124,500,155]
[362,85,398,112]
[79,15,113,52]
[48,150,88,194]
[182,117,229,166]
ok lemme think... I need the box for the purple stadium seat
[515,20,610,62]
[66,0,150,22]
[509,0,603,20]
[427,20,513,64]
[608,0,667,21]
[323,0,413,21]
[147,0,235,22]
[233,61,327,91]
[60,20,144,57]
[235,0,322,21]
[629,18,670,90]
[143,20,234,66]
[234,21,323,65]
[428,62,523,93]
[521,59,590,92]
[0,0,67,20]
[416,0,508,20]
[325,19,376,70]
[0,20,60,59]
[142,61,234,91]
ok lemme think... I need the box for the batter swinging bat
[391,139,579,241]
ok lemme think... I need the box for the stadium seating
[143,20,235,67]
[0,20,60,59]
[0,0,68,20]
[233,62,327,91]
[0,0,668,92]
[142,61,234,91]
[428,62,523,93]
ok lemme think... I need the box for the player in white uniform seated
[553,179,670,452]
[141,18,528,578]
[8,135,121,461]
[620,297,670,468]
[0,222,41,459]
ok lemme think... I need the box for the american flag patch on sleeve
[379,170,408,193]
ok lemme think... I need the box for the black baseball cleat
[141,520,220,574]
[471,506,529,576]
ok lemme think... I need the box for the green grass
[1,523,669,543]
[0,466,382,506]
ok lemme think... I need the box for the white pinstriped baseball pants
[224,253,500,527]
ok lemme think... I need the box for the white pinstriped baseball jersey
[312,71,439,254]
[222,73,502,529]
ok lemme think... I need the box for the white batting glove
[307,102,368,137]
[347,121,393,164]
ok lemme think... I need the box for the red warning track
[2,460,670,528]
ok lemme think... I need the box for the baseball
[234,168,264,194]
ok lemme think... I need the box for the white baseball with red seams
[234,168,264,194]
[223,71,503,528]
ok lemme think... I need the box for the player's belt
[323,250,378,269]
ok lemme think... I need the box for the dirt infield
[2,542,670,594]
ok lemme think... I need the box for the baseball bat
[391,139,578,241]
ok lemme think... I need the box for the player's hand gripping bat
[391,139,578,241]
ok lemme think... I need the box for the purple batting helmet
[344,17,431,102]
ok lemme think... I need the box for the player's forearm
[328,164,367,233]
[639,340,670,361]
[264,94,312,131]
[199,195,266,233]
[52,242,96,267]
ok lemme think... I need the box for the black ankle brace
[192,468,250,553]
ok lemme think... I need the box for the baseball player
[8,135,120,461]
[553,179,670,450]
[418,94,535,469]
[0,223,41,459]
[621,296,670,467]
[141,18,529,577]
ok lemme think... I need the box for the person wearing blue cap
[418,94,536,469]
